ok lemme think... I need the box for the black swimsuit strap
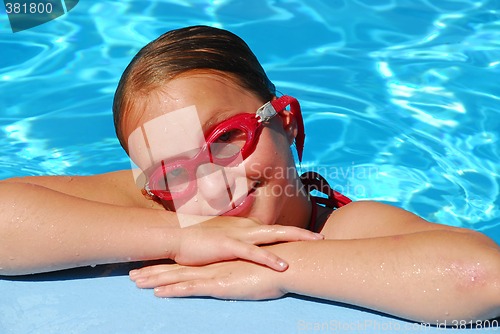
[300,171,353,231]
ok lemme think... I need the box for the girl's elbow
[459,245,500,321]
[480,252,500,320]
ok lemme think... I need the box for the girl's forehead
[167,72,263,111]
[132,72,262,127]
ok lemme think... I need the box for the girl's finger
[134,267,206,289]
[153,279,219,298]
[224,239,289,271]
[130,264,181,281]
[244,226,324,245]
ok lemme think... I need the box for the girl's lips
[221,187,257,217]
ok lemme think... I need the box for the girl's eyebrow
[202,109,238,132]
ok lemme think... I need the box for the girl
[1,25,499,324]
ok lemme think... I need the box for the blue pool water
[1,0,499,236]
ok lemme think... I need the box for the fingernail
[277,259,288,270]
[313,233,325,240]
[129,269,139,278]
[154,287,165,294]
[135,278,147,284]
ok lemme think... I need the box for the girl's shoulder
[320,200,456,239]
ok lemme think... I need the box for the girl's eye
[167,168,184,178]
[211,129,248,159]
[165,167,190,192]
[215,129,246,143]
[218,131,232,142]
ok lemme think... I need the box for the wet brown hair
[112,25,276,152]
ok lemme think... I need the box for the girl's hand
[172,217,322,272]
[130,260,284,300]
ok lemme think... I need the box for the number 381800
[5,2,53,14]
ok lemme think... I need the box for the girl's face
[124,71,311,228]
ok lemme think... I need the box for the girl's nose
[195,163,247,209]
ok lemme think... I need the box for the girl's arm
[273,232,499,322]
[132,230,500,323]
[131,202,500,323]
[0,176,322,275]
[1,170,150,207]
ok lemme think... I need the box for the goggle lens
[210,128,249,160]
[164,166,191,194]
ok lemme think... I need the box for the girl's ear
[281,111,299,146]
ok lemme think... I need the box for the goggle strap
[300,171,353,208]
[271,96,305,162]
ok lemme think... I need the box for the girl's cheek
[243,127,294,181]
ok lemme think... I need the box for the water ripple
[367,1,499,228]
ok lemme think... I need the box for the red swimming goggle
[146,95,305,201]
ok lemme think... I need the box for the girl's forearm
[1,182,321,276]
[0,182,179,275]
[269,231,500,322]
